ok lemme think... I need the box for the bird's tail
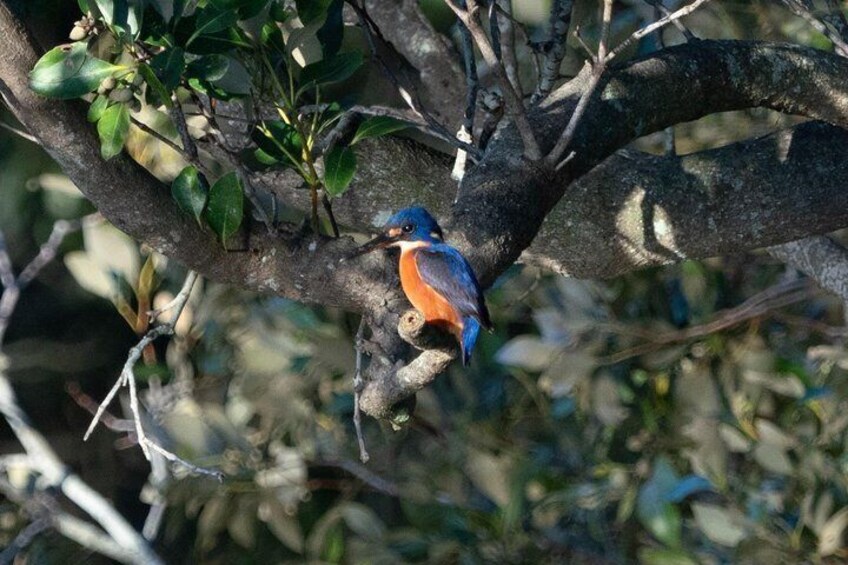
[460,317,481,366]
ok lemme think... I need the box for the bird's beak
[347,231,396,258]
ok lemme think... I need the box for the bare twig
[644,0,696,40]
[0,118,39,144]
[0,219,80,346]
[130,117,184,156]
[547,0,712,168]
[348,0,483,160]
[607,0,713,61]
[452,6,479,182]
[0,518,49,563]
[353,318,369,463]
[84,270,223,481]
[0,222,163,564]
[545,0,613,168]
[531,0,575,104]
[495,0,521,92]
[597,278,815,365]
[781,0,848,57]
[444,0,542,160]
[168,94,200,166]
[147,270,198,322]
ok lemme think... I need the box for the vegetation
[1,0,848,563]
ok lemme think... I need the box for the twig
[0,219,80,347]
[130,117,184,156]
[347,0,483,160]
[452,5,479,183]
[147,270,198,322]
[495,0,521,92]
[168,94,200,166]
[83,270,223,481]
[321,193,341,238]
[644,0,696,40]
[607,0,713,61]
[546,0,712,168]
[596,278,814,365]
[0,518,49,563]
[0,223,163,564]
[545,0,613,169]
[781,0,848,57]
[0,119,39,144]
[532,0,575,104]
[315,458,399,496]
[353,317,369,463]
[445,0,542,160]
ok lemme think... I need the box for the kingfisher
[351,206,491,365]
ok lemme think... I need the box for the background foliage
[2,0,848,563]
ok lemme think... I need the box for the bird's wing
[414,245,492,329]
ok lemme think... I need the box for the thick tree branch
[767,237,848,303]
[363,0,467,128]
[4,0,848,419]
[527,122,848,278]
[0,2,397,315]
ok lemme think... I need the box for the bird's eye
[402,223,414,233]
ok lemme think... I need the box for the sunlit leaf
[691,503,747,547]
[87,94,110,123]
[29,43,122,100]
[206,171,243,245]
[97,102,131,159]
[322,145,356,197]
[351,116,409,145]
[495,336,558,371]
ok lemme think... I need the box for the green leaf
[188,7,238,45]
[150,47,185,90]
[95,0,143,37]
[295,0,331,24]
[187,54,230,81]
[323,145,356,197]
[351,116,408,145]
[252,121,303,166]
[299,51,363,89]
[137,63,172,108]
[87,94,110,123]
[172,166,208,225]
[206,171,244,244]
[29,43,122,100]
[96,102,130,159]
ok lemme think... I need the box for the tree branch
[527,122,848,278]
[444,0,542,159]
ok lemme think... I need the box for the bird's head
[350,206,444,257]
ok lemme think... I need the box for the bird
[350,206,492,365]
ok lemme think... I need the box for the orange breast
[399,248,462,336]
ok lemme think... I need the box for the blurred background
[2,0,848,563]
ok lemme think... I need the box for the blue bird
[351,206,492,365]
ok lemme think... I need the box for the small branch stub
[398,309,455,352]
